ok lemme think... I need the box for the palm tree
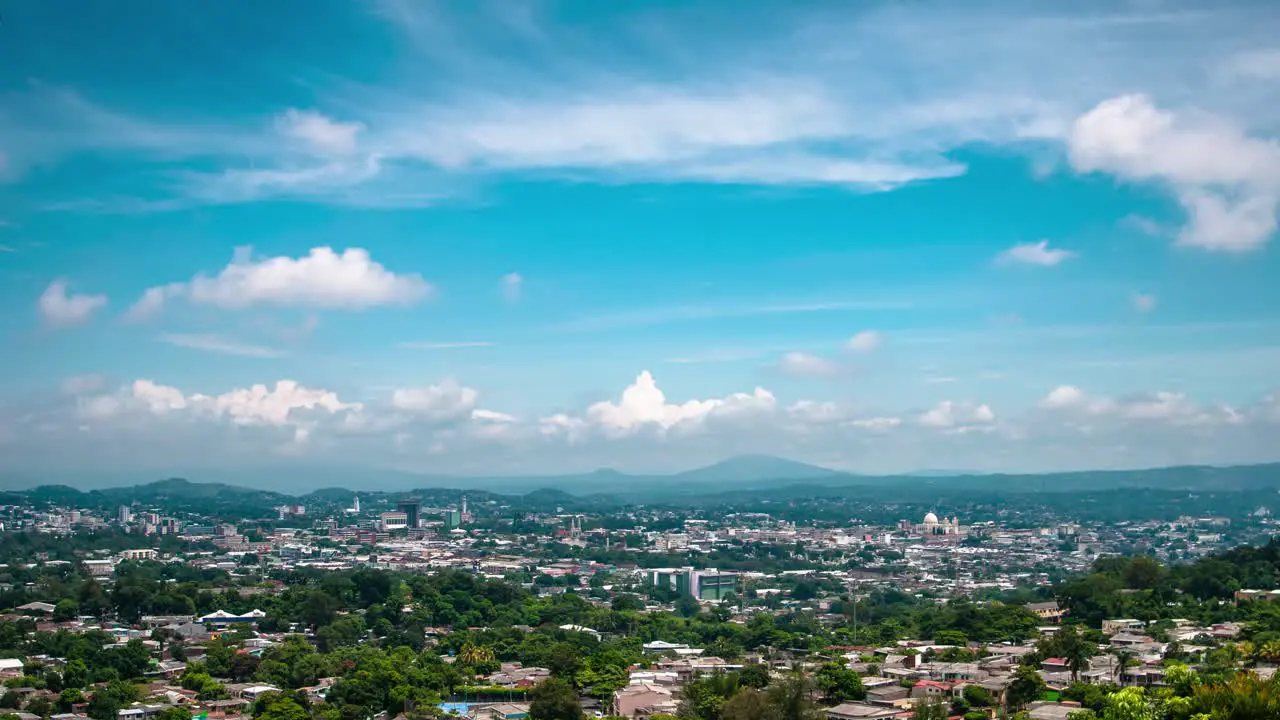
[1110,648,1135,685]
[458,642,495,669]
[1059,626,1094,683]
[1258,641,1280,664]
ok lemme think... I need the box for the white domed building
[918,511,963,536]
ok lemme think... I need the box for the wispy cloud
[159,333,287,358]
[556,298,912,333]
[8,2,1273,211]
[398,341,495,349]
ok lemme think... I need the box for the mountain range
[3,455,1280,504]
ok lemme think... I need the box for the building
[397,499,421,529]
[1101,619,1144,636]
[379,511,409,532]
[198,609,267,626]
[120,548,158,561]
[917,512,964,536]
[443,509,461,530]
[1026,601,1066,623]
[1235,589,1280,604]
[118,505,132,524]
[644,567,738,600]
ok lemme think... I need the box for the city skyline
[4,0,1280,480]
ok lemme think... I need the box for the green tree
[86,693,120,720]
[530,678,582,720]
[913,696,949,720]
[156,707,191,720]
[763,675,822,720]
[675,594,701,618]
[258,697,311,720]
[1005,666,1047,710]
[739,663,771,690]
[61,660,88,690]
[721,688,778,720]
[53,599,79,622]
[962,685,992,708]
[1121,557,1165,591]
[815,663,865,703]
[56,689,84,713]
[610,594,644,612]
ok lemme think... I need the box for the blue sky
[3,0,1280,484]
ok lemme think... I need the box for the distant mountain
[5,458,1280,502]
[672,455,845,484]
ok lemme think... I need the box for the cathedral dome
[923,512,939,524]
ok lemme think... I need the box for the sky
[3,0,1280,486]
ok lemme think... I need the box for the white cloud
[277,109,363,155]
[583,371,774,434]
[128,246,431,316]
[777,352,844,378]
[1037,384,1236,427]
[1068,94,1280,252]
[37,279,108,326]
[997,240,1077,267]
[918,400,997,429]
[206,380,358,426]
[472,408,517,423]
[1040,385,1088,410]
[845,331,882,353]
[1176,190,1278,253]
[123,283,185,322]
[130,380,190,415]
[846,416,902,430]
[74,378,362,430]
[14,367,1280,476]
[392,380,479,421]
[501,272,523,301]
[158,333,287,358]
[11,4,1280,211]
[1132,292,1157,313]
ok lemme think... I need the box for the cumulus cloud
[582,371,774,434]
[1037,384,1236,426]
[392,380,480,421]
[845,331,882,353]
[997,240,1077,267]
[777,352,844,378]
[76,378,361,430]
[127,246,431,317]
[1068,94,1280,252]
[37,280,108,326]
[918,400,997,429]
[10,369,1280,477]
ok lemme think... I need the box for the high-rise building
[397,499,421,529]
[118,505,132,525]
[443,509,461,530]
